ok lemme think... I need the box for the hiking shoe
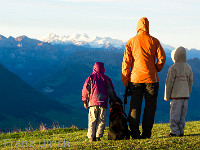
[131,134,140,139]
[140,134,151,139]
[96,137,101,141]
[179,134,184,137]
[89,138,94,142]
[167,133,178,137]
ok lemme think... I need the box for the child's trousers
[170,99,188,135]
[87,106,106,138]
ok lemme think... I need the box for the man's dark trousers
[128,82,159,138]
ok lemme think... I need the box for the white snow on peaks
[41,33,126,48]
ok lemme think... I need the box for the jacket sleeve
[122,42,132,86]
[164,66,176,101]
[156,41,166,72]
[188,67,193,95]
[82,76,91,104]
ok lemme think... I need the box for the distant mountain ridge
[0,33,200,129]
[0,33,200,85]
[0,34,45,48]
[41,33,178,51]
[0,34,72,85]
[41,33,126,49]
[1,33,199,53]
[40,33,200,55]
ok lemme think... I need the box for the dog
[108,97,130,140]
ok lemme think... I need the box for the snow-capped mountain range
[41,33,176,51]
[41,33,126,49]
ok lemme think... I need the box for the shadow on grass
[157,133,200,139]
[184,134,200,137]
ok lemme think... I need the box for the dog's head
[110,104,123,115]
[110,99,124,119]
[110,97,123,107]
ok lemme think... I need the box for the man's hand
[165,99,169,101]
[84,103,88,109]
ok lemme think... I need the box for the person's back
[165,46,193,100]
[82,62,116,142]
[164,46,193,137]
[122,17,166,139]
[122,17,166,85]
[82,62,115,108]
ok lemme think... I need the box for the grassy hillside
[0,121,199,149]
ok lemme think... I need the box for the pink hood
[92,62,105,74]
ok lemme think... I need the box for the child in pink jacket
[82,62,117,142]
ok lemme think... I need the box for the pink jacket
[82,62,116,108]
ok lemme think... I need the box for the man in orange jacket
[122,17,166,139]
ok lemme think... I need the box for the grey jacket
[164,46,193,101]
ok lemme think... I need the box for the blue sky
[0,0,200,49]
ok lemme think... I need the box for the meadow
[0,121,199,149]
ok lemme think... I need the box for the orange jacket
[122,17,166,86]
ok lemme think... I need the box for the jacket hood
[136,17,149,33]
[93,62,105,74]
[171,46,186,63]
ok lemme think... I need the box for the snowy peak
[41,33,176,51]
[41,33,125,49]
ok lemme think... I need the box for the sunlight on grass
[0,121,199,149]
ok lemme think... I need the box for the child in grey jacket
[164,46,193,137]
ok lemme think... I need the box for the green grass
[0,121,199,149]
